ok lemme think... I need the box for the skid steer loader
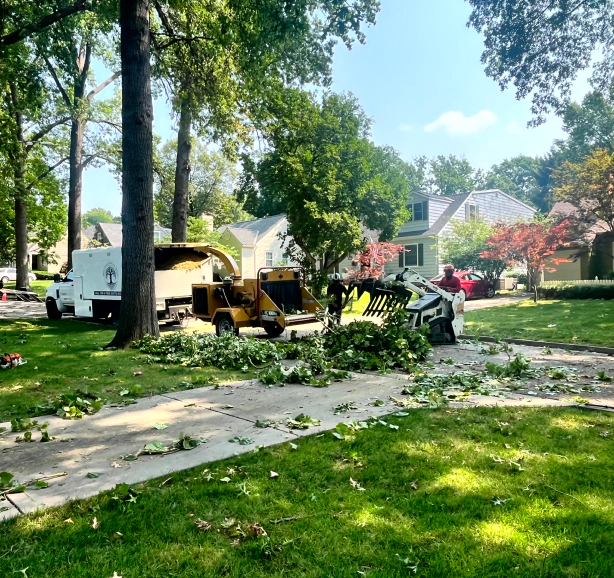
[353,267,465,343]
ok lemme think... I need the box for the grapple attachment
[354,279,414,317]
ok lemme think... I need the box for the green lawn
[0,319,253,422]
[465,299,614,347]
[2,280,52,299]
[2,406,613,577]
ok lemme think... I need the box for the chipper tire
[263,322,284,338]
[215,313,239,337]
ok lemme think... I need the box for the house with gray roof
[88,222,171,247]
[385,189,536,279]
[219,215,293,277]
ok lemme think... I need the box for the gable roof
[220,215,286,246]
[398,189,537,239]
[96,222,171,246]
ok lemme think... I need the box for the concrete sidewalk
[0,369,583,521]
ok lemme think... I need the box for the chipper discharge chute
[354,267,465,344]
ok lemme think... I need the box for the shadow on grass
[2,407,613,577]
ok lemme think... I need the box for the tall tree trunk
[171,94,192,242]
[110,0,158,347]
[14,180,29,291]
[10,83,30,291]
[67,118,84,268]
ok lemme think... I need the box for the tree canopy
[439,219,505,282]
[467,0,614,124]
[239,91,410,281]
[555,148,614,233]
[153,139,250,229]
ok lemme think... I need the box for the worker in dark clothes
[439,264,461,293]
[327,273,349,326]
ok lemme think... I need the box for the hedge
[538,284,614,300]
[32,270,57,280]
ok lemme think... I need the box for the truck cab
[45,270,75,319]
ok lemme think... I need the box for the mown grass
[2,406,614,577]
[2,280,52,299]
[0,319,254,422]
[465,299,614,347]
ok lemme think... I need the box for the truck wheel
[46,299,62,320]
[215,313,239,337]
[1,276,8,284]
[263,322,284,338]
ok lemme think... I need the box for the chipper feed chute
[354,268,465,344]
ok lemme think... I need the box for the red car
[430,271,496,299]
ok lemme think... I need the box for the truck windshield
[65,270,74,281]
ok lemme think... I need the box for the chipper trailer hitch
[352,267,465,344]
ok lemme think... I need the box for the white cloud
[425,110,497,135]
[506,121,521,133]
[398,123,413,132]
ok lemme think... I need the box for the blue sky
[83,0,589,216]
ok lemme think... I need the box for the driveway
[0,300,47,320]
[464,292,530,312]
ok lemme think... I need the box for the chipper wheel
[215,313,239,337]
[263,322,284,337]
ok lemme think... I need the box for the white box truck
[45,244,218,322]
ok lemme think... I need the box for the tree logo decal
[103,263,118,290]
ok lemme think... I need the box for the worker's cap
[443,264,455,271]
[331,273,342,281]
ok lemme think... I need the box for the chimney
[200,213,214,229]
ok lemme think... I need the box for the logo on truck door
[103,263,118,289]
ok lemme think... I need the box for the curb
[458,335,614,356]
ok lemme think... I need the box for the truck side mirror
[53,274,61,283]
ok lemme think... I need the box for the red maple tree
[346,242,404,281]
[480,220,574,290]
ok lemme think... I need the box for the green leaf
[144,441,170,454]
[87,472,102,479]
[33,480,49,489]
[0,471,15,487]
[154,423,169,430]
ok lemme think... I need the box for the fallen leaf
[289,442,298,450]
[110,573,122,578]
[64,518,74,524]
[194,518,213,532]
[87,472,102,479]
[133,371,142,377]
[220,477,231,483]
[270,471,279,479]
[350,477,366,491]
[91,517,100,529]
[154,423,168,430]
[249,523,268,537]
[410,480,419,491]
[111,461,123,468]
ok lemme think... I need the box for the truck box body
[46,245,212,320]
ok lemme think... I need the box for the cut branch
[87,71,120,102]
[0,0,90,47]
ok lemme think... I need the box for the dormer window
[409,201,429,222]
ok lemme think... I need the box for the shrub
[538,284,614,300]
[32,271,57,280]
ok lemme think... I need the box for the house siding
[398,193,450,237]
[254,221,290,270]
[543,249,589,281]
[385,235,439,279]
[470,190,535,223]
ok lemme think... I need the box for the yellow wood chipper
[191,247,324,336]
